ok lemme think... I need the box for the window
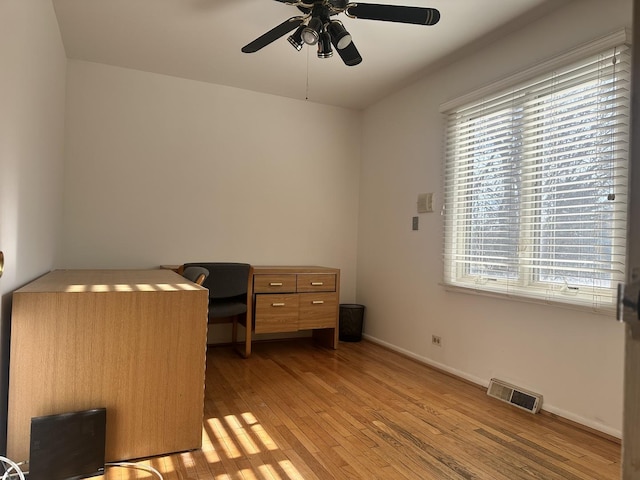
[442,37,630,313]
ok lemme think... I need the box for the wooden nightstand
[233,266,340,357]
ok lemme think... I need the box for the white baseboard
[541,404,622,440]
[362,333,622,440]
[362,334,489,387]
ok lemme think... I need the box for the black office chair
[182,266,209,286]
[182,262,251,322]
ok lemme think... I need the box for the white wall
[61,61,361,342]
[0,0,67,453]
[358,0,631,437]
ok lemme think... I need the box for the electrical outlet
[432,335,442,346]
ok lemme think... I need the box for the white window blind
[442,41,630,313]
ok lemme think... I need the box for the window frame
[441,30,630,314]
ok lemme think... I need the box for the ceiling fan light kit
[302,16,323,44]
[317,31,334,58]
[327,20,352,50]
[288,25,306,50]
[241,0,441,66]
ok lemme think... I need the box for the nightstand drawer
[254,294,299,333]
[254,275,297,293]
[298,293,338,330]
[296,274,336,293]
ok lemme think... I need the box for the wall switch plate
[417,193,433,213]
[412,216,419,230]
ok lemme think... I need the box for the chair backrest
[182,262,250,299]
[182,266,210,286]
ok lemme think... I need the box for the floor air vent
[487,378,542,414]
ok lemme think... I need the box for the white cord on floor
[0,457,25,480]
[106,461,164,479]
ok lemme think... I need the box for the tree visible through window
[443,43,630,312]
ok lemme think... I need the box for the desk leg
[233,270,253,358]
[312,328,338,349]
[244,318,252,358]
[242,269,253,358]
[231,315,251,358]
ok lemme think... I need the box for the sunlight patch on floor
[202,413,305,479]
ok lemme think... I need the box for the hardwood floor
[104,339,621,479]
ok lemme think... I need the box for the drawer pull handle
[269,282,283,286]
[311,282,324,286]
[312,300,325,304]
[272,302,286,307]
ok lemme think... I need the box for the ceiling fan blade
[335,40,362,66]
[272,0,316,8]
[345,3,440,25]
[241,17,305,53]
[272,0,310,4]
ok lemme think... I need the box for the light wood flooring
[104,339,621,480]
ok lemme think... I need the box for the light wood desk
[233,266,340,357]
[7,269,209,462]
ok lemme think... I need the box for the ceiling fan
[241,0,440,66]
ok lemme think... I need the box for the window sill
[440,282,617,318]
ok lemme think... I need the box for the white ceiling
[52,0,568,110]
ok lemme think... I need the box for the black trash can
[339,304,365,342]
